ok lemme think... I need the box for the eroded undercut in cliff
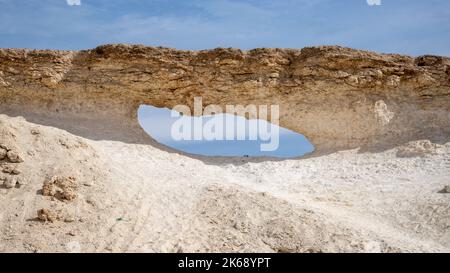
[0,45,449,154]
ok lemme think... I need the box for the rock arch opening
[138,105,315,158]
[0,45,448,155]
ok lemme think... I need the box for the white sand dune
[1,114,449,252]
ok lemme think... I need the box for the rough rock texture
[1,45,449,152]
[42,176,78,201]
[37,209,59,223]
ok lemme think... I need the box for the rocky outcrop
[1,45,449,153]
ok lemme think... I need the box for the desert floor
[1,114,449,252]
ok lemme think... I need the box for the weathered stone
[1,164,20,174]
[0,144,9,151]
[42,176,78,201]
[37,209,58,223]
[2,176,17,189]
[6,151,23,163]
[0,148,6,160]
[0,45,449,153]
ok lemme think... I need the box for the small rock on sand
[6,151,23,163]
[37,209,58,223]
[1,164,20,174]
[0,148,7,160]
[42,176,78,201]
[2,176,18,189]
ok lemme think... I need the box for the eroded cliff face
[0,44,449,153]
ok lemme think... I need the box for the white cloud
[66,0,81,6]
[366,0,381,6]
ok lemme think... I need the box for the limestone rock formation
[1,45,449,152]
[0,45,449,253]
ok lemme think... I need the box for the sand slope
[1,114,449,253]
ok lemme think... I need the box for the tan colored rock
[0,148,6,160]
[0,144,10,150]
[64,217,76,223]
[2,176,17,189]
[0,45,448,153]
[42,176,78,201]
[37,209,58,223]
[6,151,23,163]
[1,164,20,174]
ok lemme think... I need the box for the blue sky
[138,105,315,157]
[1,0,449,157]
[0,0,449,55]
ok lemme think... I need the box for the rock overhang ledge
[0,44,449,153]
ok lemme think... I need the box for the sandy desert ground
[1,113,449,253]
